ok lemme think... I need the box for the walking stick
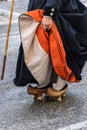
[1,0,14,80]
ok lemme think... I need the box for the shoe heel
[57,95,62,101]
[37,95,42,100]
[34,94,42,100]
[57,91,67,101]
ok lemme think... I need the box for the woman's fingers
[41,16,52,31]
[42,24,51,31]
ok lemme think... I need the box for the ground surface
[0,0,87,130]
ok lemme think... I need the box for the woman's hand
[41,16,52,31]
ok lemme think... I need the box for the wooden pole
[1,0,14,80]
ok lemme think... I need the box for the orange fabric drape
[23,10,79,82]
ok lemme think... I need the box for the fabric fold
[19,10,78,85]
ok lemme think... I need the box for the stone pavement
[0,0,87,130]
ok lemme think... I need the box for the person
[13,0,87,101]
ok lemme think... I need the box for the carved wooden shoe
[47,84,68,101]
[27,85,49,100]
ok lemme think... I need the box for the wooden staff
[1,0,14,80]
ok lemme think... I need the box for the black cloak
[13,0,87,86]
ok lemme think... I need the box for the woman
[14,0,87,101]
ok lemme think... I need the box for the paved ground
[0,0,87,130]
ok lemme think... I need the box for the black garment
[27,0,47,11]
[14,0,87,86]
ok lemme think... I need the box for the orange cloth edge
[22,10,79,82]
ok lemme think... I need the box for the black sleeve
[44,0,62,18]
